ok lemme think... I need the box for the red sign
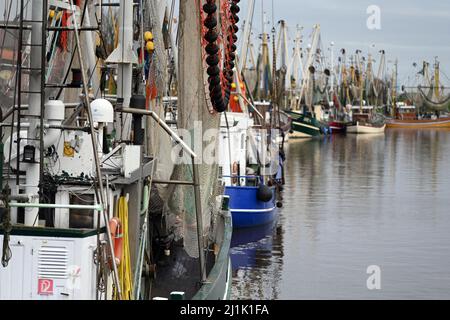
[38,279,54,295]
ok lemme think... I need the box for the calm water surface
[230,129,450,299]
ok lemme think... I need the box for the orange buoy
[231,161,239,185]
[109,217,123,265]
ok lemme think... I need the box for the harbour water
[231,129,450,299]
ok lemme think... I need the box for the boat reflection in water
[230,213,284,299]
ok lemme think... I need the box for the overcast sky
[2,1,448,87]
[239,0,450,86]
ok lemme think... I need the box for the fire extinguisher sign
[38,279,54,295]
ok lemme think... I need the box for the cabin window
[69,194,95,229]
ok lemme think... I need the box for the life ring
[109,217,123,266]
[231,161,239,185]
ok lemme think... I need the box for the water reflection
[230,216,284,300]
[231,129,450,299]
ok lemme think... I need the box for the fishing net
[162,0,226,258]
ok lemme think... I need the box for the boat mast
[238,0,255,72]
[276,20,289,71]
[105,0,138,141]
[287,25,303,110]
[298,24,320,113]
[434,57,440,100]
[392,59,398,116]
[329,41,335,94]
[23,0,46,226]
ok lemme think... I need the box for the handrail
[7,203,103,211]
[118,107,197,158]
[221,175,260,179]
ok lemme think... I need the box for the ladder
[1,0,101,192]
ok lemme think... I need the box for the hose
[133,183,150,299]
[114,196,133,300]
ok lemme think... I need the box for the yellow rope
[114,196,133,300]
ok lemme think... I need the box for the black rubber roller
[205,43,219,55]
[203,3,217,14]
[208,75,221,86]
[204,15,217,29]
[207,65,220,76]
[206,54,219,66]
[204,30,218,43]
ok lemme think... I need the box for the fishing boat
[218,112,280,229]
[0,0,239,300]
[347,122,386,134]
[289,109,331,137]
[286,25,332,138]
[387,59,450,129]
[328,120,347,133]
[386,103,450,128]
[216,0,284,229]
[347,106,386,134]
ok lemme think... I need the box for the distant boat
[347,122,386,134]
[386,104,450,128]
[390,59,450,129]
[386,117,450,128]
[347,105,386,134]
[288,109,331,138]
[328,120,347,133]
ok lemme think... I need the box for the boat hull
[287,111,330,138]
[225,186,277,229]
[347,123,386,134]
[328,121,347,133]
[193,211,233,300]
[290,120,322,137]
[386,117,450,129]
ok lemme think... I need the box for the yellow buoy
[146,41,155,52]
[231,82,237,89]
[233,95,239,102]
[144,31,154,42]
[49,10,55,19]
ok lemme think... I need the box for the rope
[1,185,12,267]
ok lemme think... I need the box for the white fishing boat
[347,106,386,134]
[347,122,386,134]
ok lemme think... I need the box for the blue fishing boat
[225,182,277,228]
[219,112,283,229]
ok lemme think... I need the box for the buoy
[109,217,123,266]
[49,10,55,19]
[256,184,273,202]
[231,161,239,184]
[231,82,237,90]
[144,31,154,42]
[146,41,155,53]
[233,95,239,102]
